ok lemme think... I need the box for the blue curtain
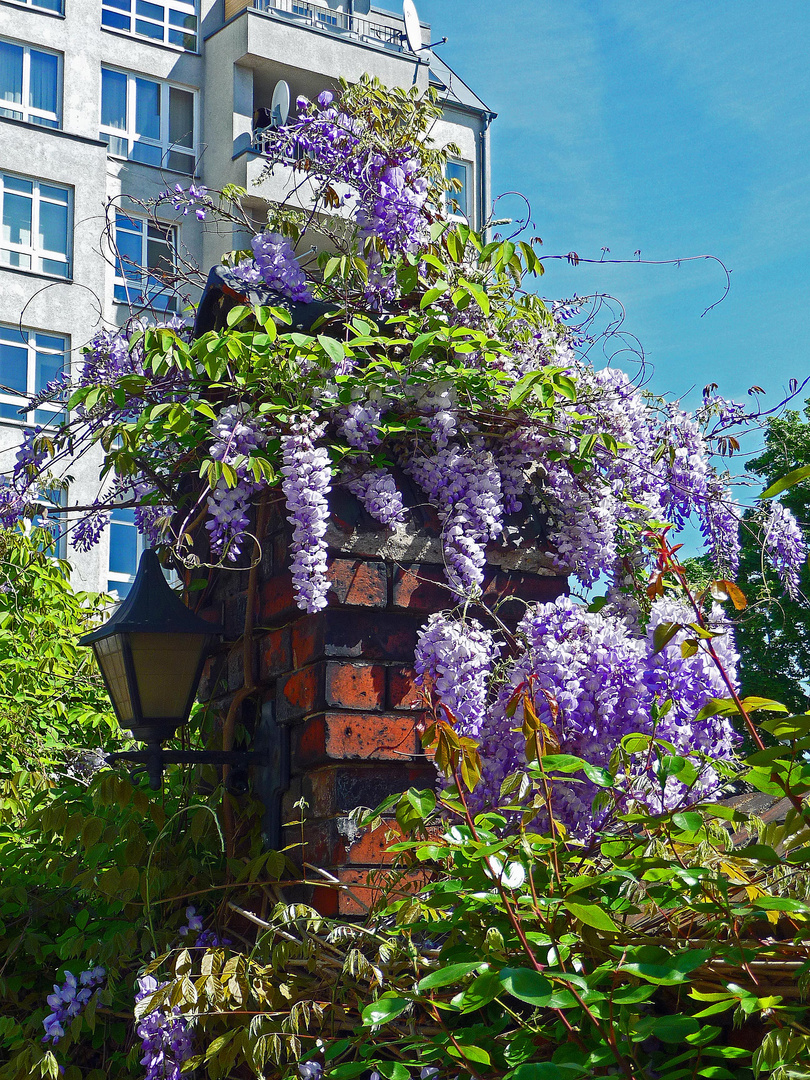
[0,42,23,107]
[29,51,58,116]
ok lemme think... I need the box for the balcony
[251,0,408,52]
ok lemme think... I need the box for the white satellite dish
[402,0,422,51]
[354,0,371,12]
[271,80,290,127]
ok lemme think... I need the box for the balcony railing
[252,0,406,51]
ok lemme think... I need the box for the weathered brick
[259,627,292,681]
[224,590,248,637]
[325,662,385,710]
[327,558,388,607]
[483,570,568,613]
[311,867,428,918]
[295,711,420,765]
[277,665,321,722]
[292,609,421,665]
[260,573,297,622]
[299,762,434,817]
[387,665,421,711]
[392,565,450,610]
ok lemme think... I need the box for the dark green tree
[734,398,810,713]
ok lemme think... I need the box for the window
[101,0,199,52]
[0,40,61,128]
[114,211,177,311]
[1,173,71,277]
[445,160,471,219]
[0,324,67,426]
[107,507,142,597]
[33,487,67,558]
[100,67,196,173]
[6,0,63,12]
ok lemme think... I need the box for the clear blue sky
[380,0,810,415]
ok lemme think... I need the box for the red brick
[344,820,403,865]
[260,573,296,622]
[325,662,385,710]
[295,712,420,764]
[393,565,450,610]
[327,559,388,607]
[292,610,421,665]
[388,666,422,711]
[311,867,428,917]
[483,570,568,610]
[259,627,292,680]
[277,666,320,721]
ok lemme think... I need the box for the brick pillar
[198,485,567,916]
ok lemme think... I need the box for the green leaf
[653,621,681,654]
[563,901,621,934]
[226,305,250,327]
[650,1014,700,1042]
[447,1043,491,1066]
[420,283,448,308]
[318,335,346,368]
[761,464,810,499]
[405,788,436,818]
[452,969,501,1013]
[375,1064,409,1080]
[417,963,483,991]
[499,967,554,1006]
[360,995,409,1026]
[672,812,704,834]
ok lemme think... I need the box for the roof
[428,52,495,117]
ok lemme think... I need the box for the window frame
[445,159,472,221]
[3,0,64,13]
[0,38,62,128]
[0,322,68,428]
[112,209,178,312]
[101,0,199,53]
[0,172,72,279]
[100,65,198,175]
[107,506,144,598]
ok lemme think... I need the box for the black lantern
[80,550,219,748]
[80,551,257,793]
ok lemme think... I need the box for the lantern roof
[79,550,223,645]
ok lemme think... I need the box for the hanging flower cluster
[42,965,106,1044]
[761,500,807,599]
[451,595,742,835]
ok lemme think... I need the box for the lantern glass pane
[129,632,206,720]
[93,634,134,723]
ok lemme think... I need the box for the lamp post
[79,550,259,793]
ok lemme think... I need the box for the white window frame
[4,0,63,12]
[0,322,67,428]
[112,209,178,312]
[100,66,198,174]
[0,172,72,278]
[107,506,144,598]
[0,39,61,128]
[101,0,199,53]
[445,159,472,221]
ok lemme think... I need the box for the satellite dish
[354,0,371,12]
[402,0,422,51]
[271,80,290,127]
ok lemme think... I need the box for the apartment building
[0,0,495,595]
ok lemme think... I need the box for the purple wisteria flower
[281,416,332,612]
[42,965,106,1044]
[344,468,407,527]
[232,233,313,303]
[762,500,807,599]
[415,613,499,738]
[135,974,193,1080]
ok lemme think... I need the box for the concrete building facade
[0,0,494,595]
